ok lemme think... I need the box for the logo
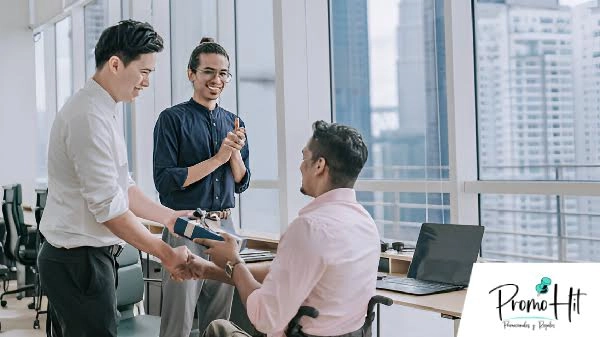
[487,275,586,332]
[458,264,598,337]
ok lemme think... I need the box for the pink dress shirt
[246,188,381,337]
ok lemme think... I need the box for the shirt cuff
[92,188,129,223]
[234,170,251,194]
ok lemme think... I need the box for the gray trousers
[160,218,235,337]
[202,319,371,337]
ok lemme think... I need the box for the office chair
[0,184,37,308]
[285,295,393,337]
[32,188,48,329]
[116,244,162,337]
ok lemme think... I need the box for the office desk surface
[376,281,465,318]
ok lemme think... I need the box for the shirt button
[216,178,219,182]
[216,196,219,200]
[213,123,216,126]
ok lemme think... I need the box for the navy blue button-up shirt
[153,99,251,211]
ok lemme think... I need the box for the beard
[300,186,307,196]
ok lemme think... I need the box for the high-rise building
[330,0,372,168]
[476,0,582,261]
[396,0,448,180]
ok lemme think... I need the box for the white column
[445,0,479,226]
[128,0,158,198]
[272,0,331,230]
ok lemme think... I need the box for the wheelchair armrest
[366,295,393,324]
[285,306,319,337]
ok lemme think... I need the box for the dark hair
[95,19,164,69]
[188,37,230,71]
[308,120,368,187]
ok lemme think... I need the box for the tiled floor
[0,282,46,337]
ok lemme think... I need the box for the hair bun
[200,37,215,44]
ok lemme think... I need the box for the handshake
[161,213,245,281]
[164,232,243,281]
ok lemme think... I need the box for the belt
[207,209,231,220]
[105,244,124,258]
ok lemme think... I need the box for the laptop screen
[407,223,484,286]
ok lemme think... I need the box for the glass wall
[235,0,280,233]
[35,31,48,184]
[474,0,600,261]
[170,0,218,105]
[84,0,108,78]
[329,0,450,239]
[55,16,73,111]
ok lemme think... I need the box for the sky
[366,0,596,107]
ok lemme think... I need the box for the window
[330,0,449,239]
[481,194,600,262]
[55,16,73,111]
[170,0,217,104]
[474,0,600,262]
[34,31,48,185]
[235,0,280,233]
[84,0,108,78]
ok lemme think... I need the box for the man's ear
[315,157,327,175]
[187,69,195,82]
[107,56,122,75]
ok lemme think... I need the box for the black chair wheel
[16,294,23,300]
[33,319,40,329]
[28,302,35,310]
[1,300,6,307]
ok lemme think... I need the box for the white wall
[0,0,37,206]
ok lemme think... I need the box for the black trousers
[38,241,118,337]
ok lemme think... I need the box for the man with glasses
[153,37,251,337]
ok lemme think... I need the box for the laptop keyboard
[385,277,455,290]
[376,276,464,295]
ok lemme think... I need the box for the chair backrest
[2,185,19,261]
[12,184,26,236]
[34,188,48,226]
[116,244,145,320]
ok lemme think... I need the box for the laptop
[240,248,276,263]
[377,223,484,296]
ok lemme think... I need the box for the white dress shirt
[246,188,381,337]
[40,79,132,248]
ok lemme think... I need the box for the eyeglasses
[195,68,232,83]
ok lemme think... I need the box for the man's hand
[187,254,214,280]
[193,232,241,269]
[214,139,235,164]
[162,245,193,281]
[223,131,245,152]
[163,209,195,233]
[232,127,246,149]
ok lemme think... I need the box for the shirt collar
[189,98,220,114]
[85,78,118,115]
[298,188,357,216]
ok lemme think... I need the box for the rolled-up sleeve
[65,112,128,223]
[235,119,251,194]
[246,218,326,334]
[153,110,188,194]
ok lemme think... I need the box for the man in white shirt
[189,121,381,337]
[38,20,192,337]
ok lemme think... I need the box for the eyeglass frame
[193,67,233,83]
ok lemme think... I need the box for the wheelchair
[285,295,393,337]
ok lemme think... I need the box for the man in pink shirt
[190,120,381,337]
